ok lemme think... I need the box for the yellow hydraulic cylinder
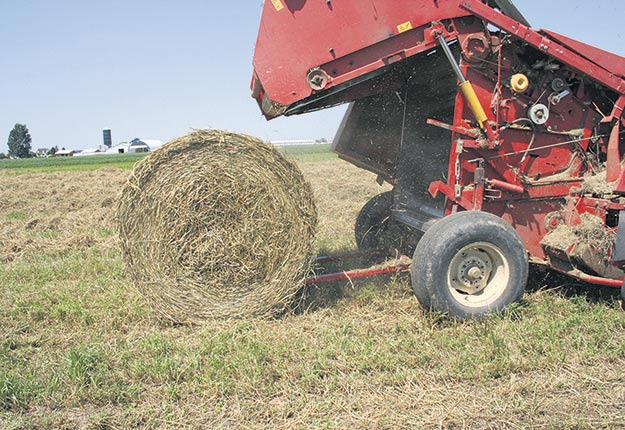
[459,81,488,130]
[437,35,490,132]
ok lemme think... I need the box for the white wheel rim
[447,242,510,308]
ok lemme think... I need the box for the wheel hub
[451,248,493,294]
[467,266,483,282]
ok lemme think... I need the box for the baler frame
[252,0,625,317]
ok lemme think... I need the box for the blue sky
[1,1,624,152]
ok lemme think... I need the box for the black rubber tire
[354,191,420,258]
[621,279,625,303]
[355,191,394,251]
[411,211,528,319]
[409,217,439,311]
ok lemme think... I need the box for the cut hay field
[1,146,624,429]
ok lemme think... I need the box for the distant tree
[47,146,59,156]
[0,153,6,160]
[7,124,33,158]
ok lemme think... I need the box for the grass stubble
[0,145,624,429]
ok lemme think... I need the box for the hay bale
[116,130,317,322]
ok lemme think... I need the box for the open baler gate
[253,1,535,230]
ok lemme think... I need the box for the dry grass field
[1,148,624,429]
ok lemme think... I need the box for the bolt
[467,267,483,281]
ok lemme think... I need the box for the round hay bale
[116,130,317,322]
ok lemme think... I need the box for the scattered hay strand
[541,213,623,278]
[541,213,614,256]
[116,130,317,323]
[581,170,615,196]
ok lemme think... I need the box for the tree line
[1,123,57,159]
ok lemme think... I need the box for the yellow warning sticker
[271,0,284,11]
[397,21,413,34]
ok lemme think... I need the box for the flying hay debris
[117,130,317,323]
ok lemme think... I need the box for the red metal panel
[253,0,471,109]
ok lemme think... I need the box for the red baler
[252,0,625,318]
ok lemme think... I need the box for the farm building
[74,148,103,157]
[104,138,164,154]
[55,149,77,157]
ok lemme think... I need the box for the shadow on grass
[526,264,622,304]
[292,251,410,314]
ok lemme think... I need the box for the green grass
[3,212,29,221]
[0,153,147,174]
[1,160,624,429]
[278,143,338,162]
[0,144,336,174]
[1,246,624,428]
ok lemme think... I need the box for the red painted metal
[253,1,625,110]
[253,0,625,288]
[607,121,622,182]
[489,179,524,195]
[253,0,472,116]
[426,118,479,138]
[616,162,625,194]
[550,268,623,288]
[459,0,625,94]
[305,264,410,285]
[540,30,625,79]
[613,96,625,119]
